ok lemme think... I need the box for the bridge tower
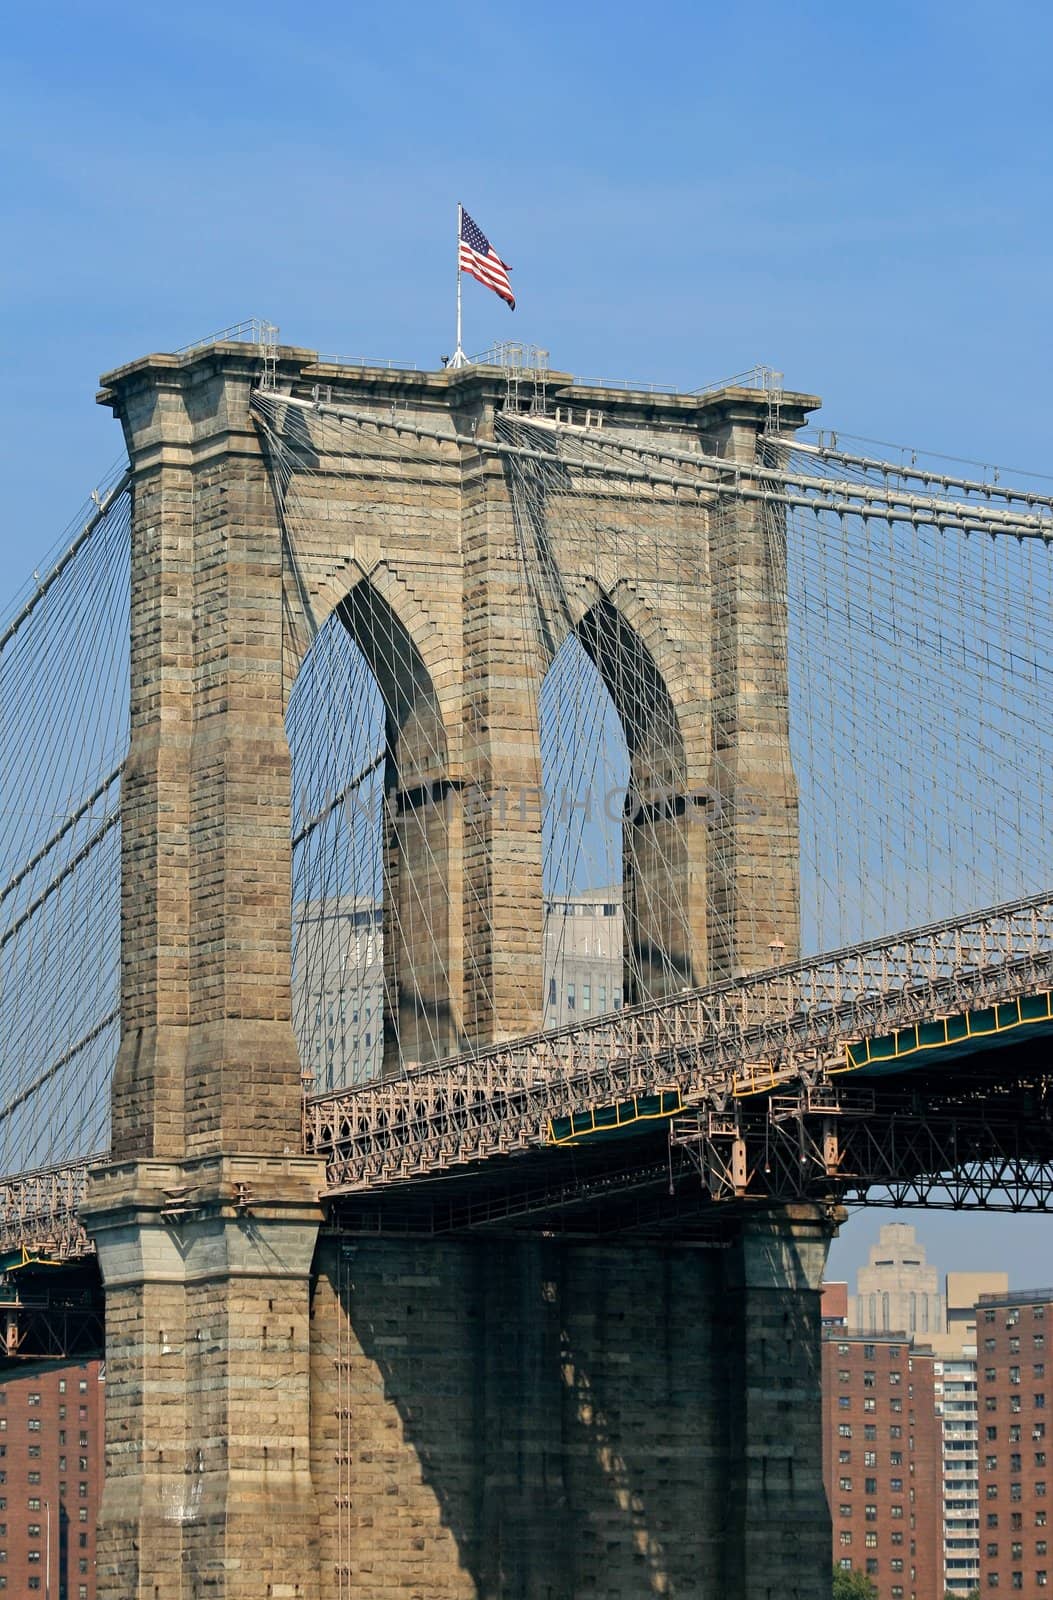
[82,338,832,1599]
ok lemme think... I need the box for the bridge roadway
[3,886,1053,1261]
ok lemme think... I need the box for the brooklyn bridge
[2,324,1052,1597]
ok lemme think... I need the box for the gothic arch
[287,574,461,1082]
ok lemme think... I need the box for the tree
[832,1570,878,1600]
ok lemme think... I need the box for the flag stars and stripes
[459,208,516,310]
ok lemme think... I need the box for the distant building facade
[293,898,384,1090]
[854,1224,945,1339]
[0,1358,104,1599]
[821,1330,942,1600]
[976,1289,1053,1594]
[293,889,624,1087]
[542,890,622,1028]
[933,1272,1008,1597]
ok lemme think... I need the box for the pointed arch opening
[287,580,459,1088]
[540,598,704,1022]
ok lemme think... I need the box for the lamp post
[43,1497,51,1600]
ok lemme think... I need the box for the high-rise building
[293,890,624,1087]
[822,1330,943,1600]
[976,1288,1053,1594]
[0,1358,105,1599]
[932,1273,1008,1597]
[542,889,622,1028]
[855,1223,945,1339]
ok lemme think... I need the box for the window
[987,1577,999,1590]
[838,1397,851,1411]
[866,1425,879,1441]
[889,1398,902,1413]
[1011,1425,1023,1442]
[58,1379,66,1394]
[839,1424,852,1438]
[890,1504,904,1519]
[863,1371,876,1388]
[864,1451,877,1467]
[839,1450,851,1465]
[988,1369,999,1383]
[1040,1512,1049,1528]
[890,1478,903,1492]
[988,1514,1000,1528]
[840,1505,852,1519]
[864,1478,877,1495]
[1012,1454,1023,1473]
[889,1370,902,1385]
[890,1531,903,1546]
[863,1344,875,1359]
[866,1559,878,1576]
[839,1370,851,1384]
[1041,1542,1049,1558]
[840,1532,852,1547]
[865,1505,877,1522]
[864,1399,877,1413]
[988,1544,1000,1558]
[27,1473,39,1486]
[890,1450,902,1466]
[27,1552,40,1564]
[889,1425,901,1439]
[78,1508,87,1523]
[26,1419,40,1432]
[1012,1543,1023,1559]
[28,1581,39,1593]
[27,1498,40,1511]
[1012,1514,1023,1530]
[839,1477,853,1491]
[988,1456,1000,1470]
[987,1338,998,1352]
[1040,1395,1049,1410]
[1011,1367,1022,1384]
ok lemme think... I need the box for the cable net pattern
[3,397,1053,1173]
[254,390,1053,1095]
[0,466,130,1173]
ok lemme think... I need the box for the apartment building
[0,1358,105,1599]
[976,1289,1053,1593]
[822,1330,943,1600]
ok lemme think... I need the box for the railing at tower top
[304,888,1053,1191]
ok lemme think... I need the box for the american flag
[459,208,515,310]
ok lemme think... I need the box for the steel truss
[673,1077,1053,1211]
[306,889,1053,1190]
[0,1157,94,1258]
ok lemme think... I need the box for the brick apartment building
[976,1290,1053,1593]
[0,1359,104,1599]
[822,1330,943,1600]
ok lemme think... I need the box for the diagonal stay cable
[0,1007,120,1126]
[0,810,119,952]
[0,765,122,912]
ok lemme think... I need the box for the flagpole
[451,203,467,368]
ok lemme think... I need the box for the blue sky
[3,0,1053,1286]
